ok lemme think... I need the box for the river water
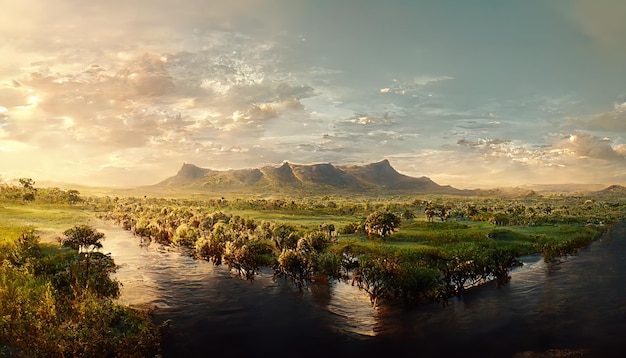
[99,221,626,357]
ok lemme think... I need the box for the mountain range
[153,159,467,195]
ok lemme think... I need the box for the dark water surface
[100,221,626,357]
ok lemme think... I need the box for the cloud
[344,113,393,126]
[457,138,511,149]
[447,132,626,186]
[2,1,626,188]
[557,133,624,161]
[0,84,30,108]
[119,54,175,97]
[576,0,626,55]
[586,103,626,132]
[379,75,453,97]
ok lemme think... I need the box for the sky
[2,0,626,189]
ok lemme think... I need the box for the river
[98,220,626,357]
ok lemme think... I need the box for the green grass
[335,218,604,260]
[0,200,162,356]
[0,203,90,244]
[228,208,363,230]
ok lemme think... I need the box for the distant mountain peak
[175,163,209,180]
[154,159,465,195]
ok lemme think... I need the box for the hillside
[152,159,468,196]
[590,185,626,198]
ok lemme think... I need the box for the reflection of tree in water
[310,275,333,308]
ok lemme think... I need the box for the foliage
[364,211,401,239]
[275,248,314,289]
[92,191,626,307]
[195,223,229,265]
[0,180,82,205]
[223,236,273,280]
[60,225,105,253]
[0,228,160,356]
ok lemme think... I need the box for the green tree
[18,177,35,190]
[60,225,105,254]
[18,177,36,201]
[272,223,298,251]
[364,211,401,240]
[67,189,82,204]
[401,209,416,221]
[275,248,313,289]
[54,226,120,299]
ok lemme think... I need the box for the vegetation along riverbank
[2,179,625,356]
[96,188,624,306]
[0,184,162,357]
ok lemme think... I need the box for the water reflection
[101,220,626,357]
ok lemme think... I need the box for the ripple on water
[101,220,626,357]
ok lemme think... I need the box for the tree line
[97,196,571,306]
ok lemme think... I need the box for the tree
[18,177,36,201]
[401,209,416,221]
[60,225,105,254]
[275,248,313,289]
[18,177,35,190]
[57,225,119,298]
[364,211,401,239]
[67,189,82,204]
[271,223,298,251]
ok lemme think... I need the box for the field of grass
[209,208,592,259]
[0,203,91,245]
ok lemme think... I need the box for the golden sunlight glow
[27,95,40,105]
[62,116,75,128]
[569,134,577,142]
[28,96,41,104]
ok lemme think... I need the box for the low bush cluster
[0,228,161,357]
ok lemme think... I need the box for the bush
[0,230,161,357]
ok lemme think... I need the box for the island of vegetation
[2,170,625,356]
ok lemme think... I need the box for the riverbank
[0,204,162,357]
[99,216,626,357]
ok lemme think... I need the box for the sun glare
[27,95,40,105]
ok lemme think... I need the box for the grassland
[0,203,91,244]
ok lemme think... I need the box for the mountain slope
[339,159,448,192]
[157,163,211,186]
[153,160,467,195]
[590,185,626,197]
[290,163,365,189]
[260,162,301,186]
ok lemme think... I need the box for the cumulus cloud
[0,5,333,185]
[556,133,624,161]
